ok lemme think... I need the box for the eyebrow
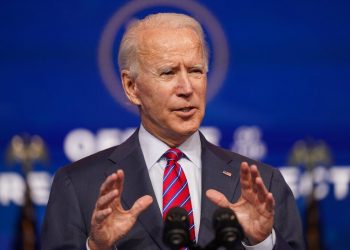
[189,64,204,68]
[157,63,205,72]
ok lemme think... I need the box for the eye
[160,69,175,76]
[189,67,204,75]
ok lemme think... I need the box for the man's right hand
[88,170,153,250]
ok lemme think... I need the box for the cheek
[139,88,170,115]
[196,81,207,102]
[136,82,159,106]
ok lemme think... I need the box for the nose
[176,69,193,97]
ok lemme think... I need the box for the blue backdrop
[1,0,349,249]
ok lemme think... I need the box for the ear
[121,70,141,106]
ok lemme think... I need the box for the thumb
[206,189,231,208]
[130,195,153,217]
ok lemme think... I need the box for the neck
[141,124,192,148]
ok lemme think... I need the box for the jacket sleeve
[41,167,88,250]
[270,168,306,250]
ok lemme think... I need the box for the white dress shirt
[139,125,202,238]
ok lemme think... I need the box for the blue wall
[1,0,349,249]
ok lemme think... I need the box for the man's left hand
[206,162,275,245]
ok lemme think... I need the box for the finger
[115,170,125,198]
[206,189,231,208]
[250,165,259,194]
[265,192,275,213]
[94,207,113,224]
[250,164,261,177]
[255,176,269,203]
[107,170,125,210]
[95,189,119,210]
[240,162,252,190]
[99,172,118,196]
[129,195,153,217]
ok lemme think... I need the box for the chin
[173,123,200,137]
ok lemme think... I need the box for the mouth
[177,107,194,112]
[172,106,197,117]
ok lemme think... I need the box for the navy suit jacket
[42,130,305,249]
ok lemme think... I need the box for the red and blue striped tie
[162,148,196,243]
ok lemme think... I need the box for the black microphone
[163,207,190,249]
[213,207,244,249]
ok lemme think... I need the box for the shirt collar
[138,124,202,170]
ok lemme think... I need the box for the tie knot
[164,148,183,162]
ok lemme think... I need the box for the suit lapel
[107,130,165,249]
[197,134,241,246]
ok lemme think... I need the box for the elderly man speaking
[42,13,305,250]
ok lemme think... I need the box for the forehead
[137,27,204,63]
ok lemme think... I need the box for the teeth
[181,108,191,112]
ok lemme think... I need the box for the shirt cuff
[242,229,276,250]
[86,237,92,250]
[86,237,118,250]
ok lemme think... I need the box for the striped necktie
[162,148,196,243]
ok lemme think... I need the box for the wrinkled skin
[206,162,275,244]
[122,27,207,147]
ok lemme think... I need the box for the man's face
[126,27,207,146]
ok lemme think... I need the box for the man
[42,13,305,249]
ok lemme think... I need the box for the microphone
[163,207,190,249]
[213,207,244,248]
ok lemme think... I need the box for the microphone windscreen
[163,207,190,248]
[213,207,244,246]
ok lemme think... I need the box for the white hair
[118,13,209,78]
